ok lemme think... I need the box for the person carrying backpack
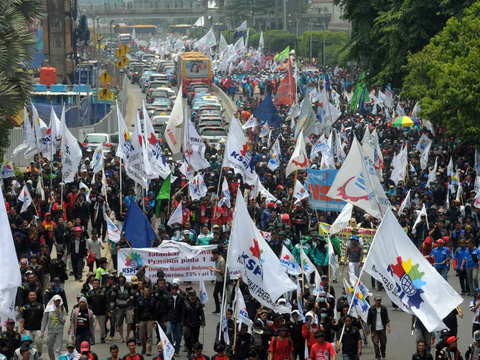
[465,330,480,360]
[268,324,293,360]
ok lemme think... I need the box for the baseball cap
[315,332,326,338]
[475,331,480,342]
[440,329,450,337]
[446,336,458,345]
[80,341,90,352]
[74,226,82,232]
[67,341,75,348]
[374,295,382,301]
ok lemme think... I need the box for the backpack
[469,248,479,263]
[272,336,293,359]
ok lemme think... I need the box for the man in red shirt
[122,338,145,360]
[309,332,335,360]
[66,186,78,220]
[268,324,294,360]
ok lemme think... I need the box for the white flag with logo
[412,203,429,235]
[183,112,210,171]
[242,115,257,129]
[167,202,183,227]
[280,245,302,276]
[41,106,61,161]
[199,277,209,304]
[228,190,296,310]
[157,324,175,360]
[327,136,389,219]
[267,137,282,172]
[223,117,253,180]
[327,236,337,274]
[364,209,463,331]
[398,189,411,216]
[416,134,432,154]
[90,144,104,174]
[36,176,45,201]
[221,299,230,344]
[235,288,252,327]
[310,134,327,160]
[79,182,91,203]
[18,185,32,213]
[300,247,315,276]
[286,129,308,177]
[293,180,309,202]
[1,158,15,179]
[218,178,231,208]
[106,215,121,243]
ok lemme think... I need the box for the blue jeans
[436,267,448,281]
[343,355,359,360]
[166,321,182,354]
[75,331,91,352]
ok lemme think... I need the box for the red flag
[274,57,295,106]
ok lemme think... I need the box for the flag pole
[102,167,109,205]
[300,242,305,294]
[119,158,123,214]
[232,279,240,354]
[291,167,299,212]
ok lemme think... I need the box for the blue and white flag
[267,137,281,172]
[280,245,302,275]
[157,324,175,360]
[199,277,209,304]
[397,189,411,216]
[218,178,231,208]
[105,214,121,243]
[90,144,104,174]
[235,288,252,328]
[327,236,337,274]
[236,20,247,32]
[18,185,32,213]
[1,158,15,179]
[221,299,230,344]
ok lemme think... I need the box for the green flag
[275,46,290,61]
[350,71,369,111]
[155,174,171,217]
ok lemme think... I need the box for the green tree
[0,0,42,151]
[251,30,295,52]
[402,0,480,146]
[298,31,349,67]
[221,27,256,45]
[335,0,473,87]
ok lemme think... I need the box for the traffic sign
[115,44,130,58]
[99,71,112,84]
[98,88,114,101]
[115,56,130,69]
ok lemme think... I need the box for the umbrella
[388,116,420,127]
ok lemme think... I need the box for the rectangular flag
[293,180,309,202]
[199,277,209,305]
[235,288,252,327]
[285,129,308,177]
[228,191,296,310]
[106,215,121,243]
[280,245,302,275]
[167,202,183,227]
[157,324,175,360]
[90,144,104,174]
[364,209,463,331]
[274,57,295,107]
[60,105,82,183]
[306,169,346,211]
[123,201,157,247]
[327,236,337,274]
[18,185,32,213]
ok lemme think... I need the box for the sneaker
[146,354,151,357]
[211,311,220,315]
[101,339,105,344]
[108,337,113,341]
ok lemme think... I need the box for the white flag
[343,277,369,322]
[183,112,210,171]
[41,106,61,161]
[106,215,121,243]
[31,102,43,151]
[228,191,296,310]
[280,246,302,275]
[36,176,45,201]
[420,141,432,171]
[235,289,252,327]
[236,20,247,32]
[125,111,152,187]
[242,115,257,129]
[447,157,454,178]
[218,178,231,208]
[398,189,411,216]
[223,117,253,180]
[327,137,389,219]
[143,103,171,179]
[0,190,22,298]
[426,156,438,189]
[1,158,15,179]
[18,185,32,213]
[310,134,327,160]
[90,144,104,174]
[300,247,315,276]
[330,203,353,235]
[165,86,183,154]
[60,105,82,184]
[259,30,264,48]
[364,209,463,332]
[167,202,183,227]
[320,132,335,171]
[416,134,432,154]
[221,299,230,345]
[79,182,91,203]
[157,324,175,360]
[361,125,370,146]
[286,129,308,177]
[412,203,429,235]
[293,180,309,202]
[267,137,282,172]
[199,277,209,304]
[327,236,337,274]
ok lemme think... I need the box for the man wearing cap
[69,297,95,351]
[59,342,79,360]
[110,273,134,343]
[41,295,66,360]
[437,336,462,360]
[182,290,205,356]
[308,332,334,360]
[71,227,87,281]
[465,330,480,360]
[79,341,98,360]
[261,203,274,231]
[366,296,390,360]
[165,282,185,356]
[135,285,156,356]
[268,323,293,360]
[425,238,452,281]
[0,319,21,360]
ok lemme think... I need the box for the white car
[199,126,227,144]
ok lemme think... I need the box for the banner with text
[306,169,346,211]
[117,241,217,282]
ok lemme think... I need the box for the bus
[118,33,132,44]
[176,52,212,95]
[168,24,191,36]
[114,24,158,36]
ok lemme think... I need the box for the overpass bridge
[83,6,228,20]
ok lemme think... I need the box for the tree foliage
[297,31,349,67]
[248,30,295,52]
[334,0,474,87]
[402,0,480,146]
[0,0,42,151]
[221,27,257,45]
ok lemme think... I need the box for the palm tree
[0,0,43,150]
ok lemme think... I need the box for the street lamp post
[322,21,325,66]
[309,21,312,62]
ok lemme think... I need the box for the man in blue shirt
[463,239,480,296]
[453,238,469,294]
[425,238,452,280]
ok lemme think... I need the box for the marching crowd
[4,56,480,360]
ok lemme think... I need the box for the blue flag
[253,94,283,128]
[358,88,366,114]
[123,200,157,248]
[324,74,331,90]
[233,30,244,41]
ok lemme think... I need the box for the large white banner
[117,241,217,281]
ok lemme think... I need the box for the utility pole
[322,21,325,66]
[309,21,312,62]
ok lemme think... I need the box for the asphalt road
[53,82,475,360]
